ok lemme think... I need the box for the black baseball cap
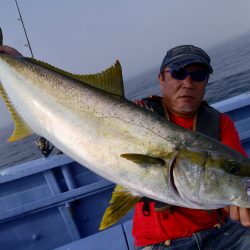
[160,45,213,74]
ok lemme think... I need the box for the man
[133,45,250,249]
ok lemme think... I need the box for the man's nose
[182,76,194,88]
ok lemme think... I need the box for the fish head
[169,149,250,209]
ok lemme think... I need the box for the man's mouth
[178,95,194,100]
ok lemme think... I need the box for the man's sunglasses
[163,68,209,82]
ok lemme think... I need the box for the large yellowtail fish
[0,53,250,230]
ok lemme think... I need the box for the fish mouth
[242,178,250,200]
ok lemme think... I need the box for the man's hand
[0,45,22,57]
[224,206,250,227]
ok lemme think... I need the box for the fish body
[0,54,250,229]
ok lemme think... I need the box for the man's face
[159,64,208,116]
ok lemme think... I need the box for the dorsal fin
[0,83,33,142]
[25,58,125,98]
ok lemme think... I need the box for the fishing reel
[36,137,54,158]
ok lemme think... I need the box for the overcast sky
[1,0,250,128]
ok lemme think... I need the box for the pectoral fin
[99,185,140,230]
[0,83,33,142]
[121,153,165,166]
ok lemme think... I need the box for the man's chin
[175,101,199,113]
[173,106,197,116]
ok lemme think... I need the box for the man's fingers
[239,208,250,227]
[230,205,240,221]
[223,206,230,213]
[228,206,250,227]
[0,45,22,56]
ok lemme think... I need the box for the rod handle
[0,27,3,45]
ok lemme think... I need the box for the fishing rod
[0,27,3,46]
[13,0,55,157]
[14,0,34,58]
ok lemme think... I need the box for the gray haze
[1,0,250,128]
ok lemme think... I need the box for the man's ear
[158,72,162,81]
[159,73,165,86]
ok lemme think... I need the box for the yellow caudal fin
[25,58,125,98]
[99,185,140,230]
[0,83,33,142]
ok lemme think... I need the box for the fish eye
[226,160,241,175]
